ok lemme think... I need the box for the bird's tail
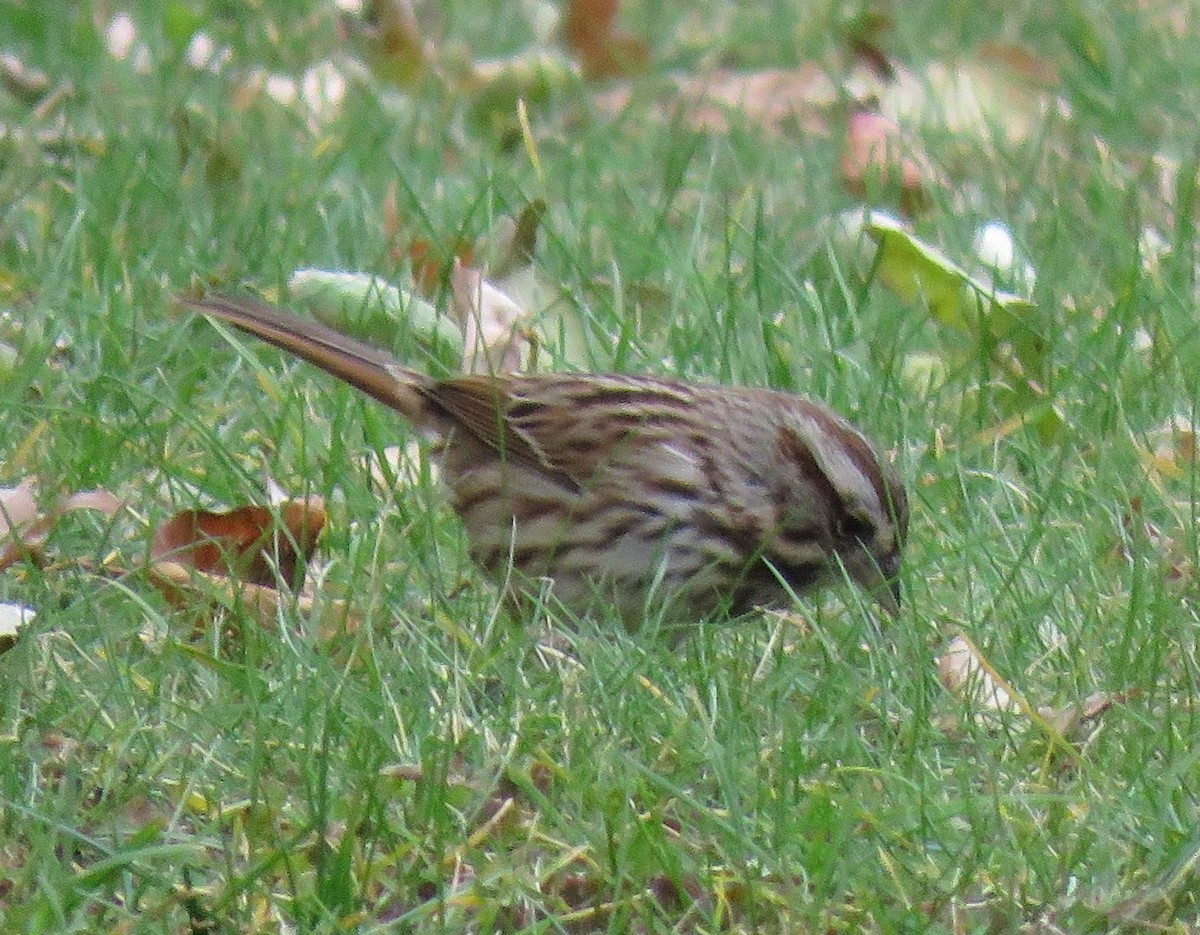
[179,293,429,422]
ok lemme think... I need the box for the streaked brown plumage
[182,294,908,624]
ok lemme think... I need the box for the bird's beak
[857,552,902,617]
[882,575,902,617]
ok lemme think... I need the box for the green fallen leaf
[866,214,1035,333]
[288,268,463,376]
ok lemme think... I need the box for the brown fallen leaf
[563,0,649,79]
[0,480,40,537]
[673,65,842,136]
[402,235,476,297]
[590,58,891,138]
[939,632,1131,744]
[1039,689,1139,740]
[938,633,1019,721]
[150,498,326,590]
[841,111,939,214]
[0,482,124,572]
[0,482,123,653]
[146,560,356,640]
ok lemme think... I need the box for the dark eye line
[837,512,876,542]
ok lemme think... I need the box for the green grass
[3,1,1200,931]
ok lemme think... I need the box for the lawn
[2,1,1200,932]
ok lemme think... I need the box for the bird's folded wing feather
[427,377,583,490]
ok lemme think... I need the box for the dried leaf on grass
[150,498,326,590]
[403,236,476,297]
[346,0,869,142]
[938,633,1131,743]
[287,216,556,378]
[862,212,1061,441]
[0,480,39,536]
[450,262,534,374]
[1040,689,1138,738]
[0,480,124,572]
[1112,497,1193,584]
[346,1,576,132]
[938,633,1020,721]
[594,64,860,137]
[396,199,599,372]
[865,213,1036,332]
[145,560,357,640]
[0,480,123,653]
[141,495,371,638]
[562,0,649,79]
[287,267,462,373]
[880,44,1064,145]
[841,111,940,214]
[0,474,349,643]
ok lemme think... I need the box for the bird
[180,293,907,627]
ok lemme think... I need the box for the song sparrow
[182,294,908,624]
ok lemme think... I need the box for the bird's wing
[426,376,582,488]
[428,374,691,492]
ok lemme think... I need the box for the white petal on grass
[974,222,1016,271]
[0,603,34,653]
[264,73,299,105]
[301,63,347,117]
[106,12,151,73]
[106,13,137,60]
[973,221,1037,289]
[186,32,228,71]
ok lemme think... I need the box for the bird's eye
[837,513,875,542]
